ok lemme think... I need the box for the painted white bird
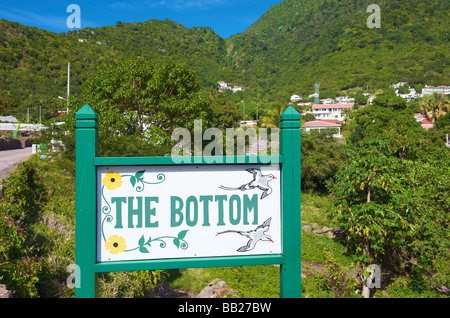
[219,168,276,199]
[216,218,273,252]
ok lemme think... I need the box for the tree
[260,103,288,128]
[372,94,406,110]
[58,57,212,157]
[349,105,424,160]
[328,140,450,296]
[354,92,368,106]
[301,130,346,192]
[209,97,240,129]
[419,93,450,122]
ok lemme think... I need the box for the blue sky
[0,0,283,38]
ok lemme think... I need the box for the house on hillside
[0,116,18,123]
[302,119,342,138]
[307,103,353,121]
[321,98,335,104]
[414,113,434,130]
[422,85,450,96]
[335,96,355,104]
[290,95,302,102]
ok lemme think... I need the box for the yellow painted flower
[105,235,126,254]
[103,171,122,190]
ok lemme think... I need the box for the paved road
[0,148,33,180]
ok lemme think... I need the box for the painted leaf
[139,246,149,253]
[138,235,145,247]
[177,230,188,240]
[173,238,180,249]
[135,170,145,179]
[130,176,137,188]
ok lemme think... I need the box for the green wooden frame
[75,104,301,298]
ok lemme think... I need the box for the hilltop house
[422,85,450,96]
[335,96,355,104]
[218,81,244,93]
[307,103,354,121]
[320,98,335,104]
[290,95,302,102]
[297,102,312,106]
[414,113,434,130]
[302,119,342,138]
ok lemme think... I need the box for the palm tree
[420,93,450,122]
[260,103,288,128]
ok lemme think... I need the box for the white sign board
[97,164,281,262]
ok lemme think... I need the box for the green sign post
[75,104,301,298]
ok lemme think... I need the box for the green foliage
[0,155,163,297]
[372,94,406,110]
[1,0,449,111]
[98,270,163,298]
[301,130,346,193]
[328,136,449,294]
[209,97,241,129]
[227,0,449,97]
[321,251,359,298]
[349,105,430,160]
[54,57,215,158]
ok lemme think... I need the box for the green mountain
[226,0,449,96]
[1,0,449,119]
[0,19,229,101]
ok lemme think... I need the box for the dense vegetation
[0,0,449,298]
[1,0,449,122]
[227,0,450,97]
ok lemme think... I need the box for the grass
[164,192,356,298]
[4,155,444,298]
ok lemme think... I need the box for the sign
[97,165,281,262]
[74,104,301,298]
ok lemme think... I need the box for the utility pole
[67,62,70,114]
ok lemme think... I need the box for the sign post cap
[280,106,300,128]
[76,104,98,120]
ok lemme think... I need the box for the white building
[307,103,353,121]
[391,82,408,89]
[290,95,302,102]
[321,98,335,104]
[395,87,418,101]
[302,120,342,138]
[422,85,450,96]
[218,81,243,93]
[335,96,355,104]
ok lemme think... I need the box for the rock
[197,279,237,298]
[322,226,332,233]
[301,225,313,233]
[314,229,323,234]
[0,284,12,298]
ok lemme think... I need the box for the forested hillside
[0,0,449,118]
[227,0,450,96]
